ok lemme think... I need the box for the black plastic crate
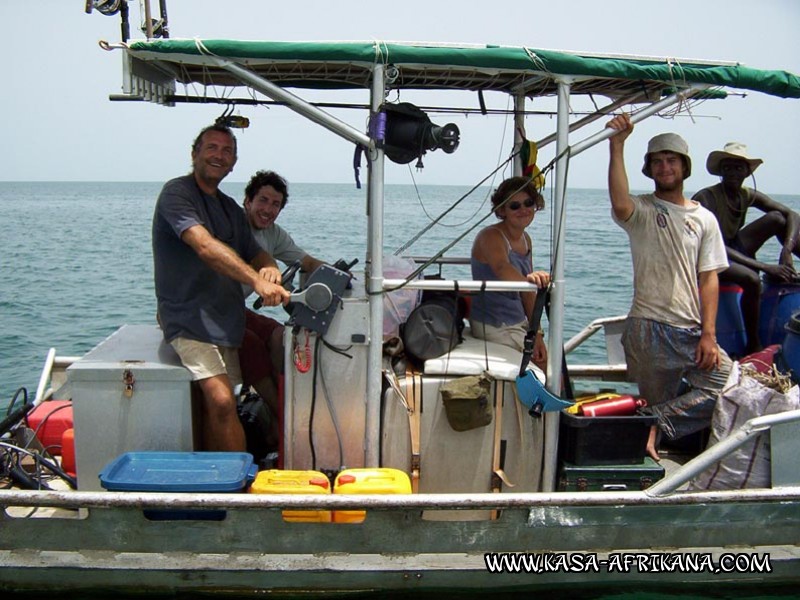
[559,412,657,466]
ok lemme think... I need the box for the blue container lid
[99,451,257,492]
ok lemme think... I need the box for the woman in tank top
[470,176,550,368]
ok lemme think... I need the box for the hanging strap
[517,285,575,401]
[405,368,422,493]
[519,285,549,377]
[490,381,515,520]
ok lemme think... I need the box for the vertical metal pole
[282,327,294,468]
[541,79,571,492]
[143,0,154,39]
[513,95,525,176]
[364,63,386,467]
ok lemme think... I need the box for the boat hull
[2,490,799,594]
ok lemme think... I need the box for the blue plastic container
[759,277,800,347]
[99,451,257,520]
[782,313,800,382]
[99,451,257,492]
[716,284,747,358]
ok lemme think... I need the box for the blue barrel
[716,284,747,358]
[759,277,800,347]
[781,312,800,382]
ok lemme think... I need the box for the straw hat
[642,132,692,179]
[706,142,763,176]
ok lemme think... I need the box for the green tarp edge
[127,40,800,99]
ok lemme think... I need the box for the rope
[394,151,519,256]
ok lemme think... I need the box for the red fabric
[740,344,782,374]
[239,310,283,386]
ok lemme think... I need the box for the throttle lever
[289,282,333,312]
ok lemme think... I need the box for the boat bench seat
[423,326,545,382]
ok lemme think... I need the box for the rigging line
[403,101,508,232]
[317,341,346,470]
[394,150,519,255]
[378,165,557,295]
[547,145,573,284]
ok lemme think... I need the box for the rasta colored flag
[519,136,546,190]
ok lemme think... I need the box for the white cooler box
[67,324,195,491]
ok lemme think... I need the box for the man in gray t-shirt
[152,124,289,452]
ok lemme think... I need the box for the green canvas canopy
[124,39,800,101]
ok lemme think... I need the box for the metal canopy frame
[191,56,710,478]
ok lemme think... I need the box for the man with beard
[693,143,800,354]
[153,124,290,451]
[605,114,732,460]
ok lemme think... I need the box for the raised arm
[606,114,635,222]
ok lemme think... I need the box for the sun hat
[706,142,763,176]
[641,133,692,179]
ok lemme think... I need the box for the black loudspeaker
[383,103,460,166]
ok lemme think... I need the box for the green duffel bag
[439,373,494,432]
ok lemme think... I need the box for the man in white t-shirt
[606,114,733,459]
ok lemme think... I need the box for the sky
[2,0,799,193]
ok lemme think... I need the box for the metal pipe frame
[647,408,800,497]
[540,79,572,493]
[383,278,542,292]
[364,63,386,467]
[212,58,371,148]
[534,90,648,149]
[568,84,709,158]
[3,485,799,511]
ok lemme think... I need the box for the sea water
[1,181,799,409]
[2,181,800,599]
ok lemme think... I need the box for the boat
[2,1,800,595]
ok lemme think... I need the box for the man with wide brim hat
[694,142,800,355]
[605,113,732,462]
[706,142,763,176]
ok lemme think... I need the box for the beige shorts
[468,318,528,352]
[170,337,243,389]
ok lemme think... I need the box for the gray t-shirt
[252,222,308,265]
[153,174,262,346]
[242,222,308,297]
[613,194,728,329]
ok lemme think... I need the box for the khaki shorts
[468,318,528,352]
[170,337,243,389]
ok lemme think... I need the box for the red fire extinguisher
[579,395,647,417]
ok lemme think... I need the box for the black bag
[237,391,273,462]
[401,290,466,364]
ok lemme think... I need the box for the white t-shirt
[613,194,728,328]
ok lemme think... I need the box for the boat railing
[34,350,78,405]
[647,407,800,497]
[3,483,800,512]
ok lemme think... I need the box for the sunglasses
[507,197,539,211]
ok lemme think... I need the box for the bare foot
[646,425,660,462]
